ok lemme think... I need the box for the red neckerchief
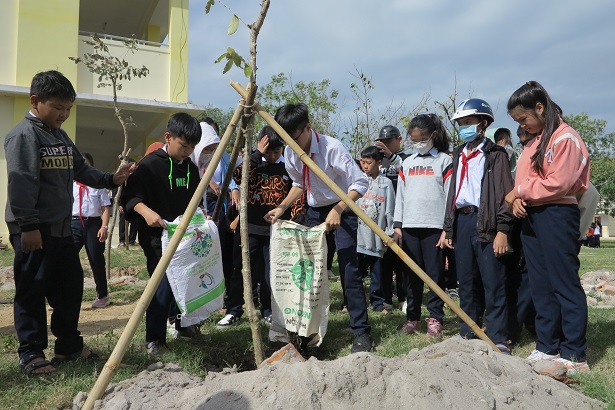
[301,131,319,207]
[76,182,89,226]
[453,148,481,208]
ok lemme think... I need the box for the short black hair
[494,128,512,145]
[30,70,76,102]
[259,126,284,150]
[82,152,94,166]
[274,103,309,135]
[360,146,384,161]
[167,112,202,145]
[203,117,220,135]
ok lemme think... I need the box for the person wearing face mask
[440,98,514,354]
[392,114,452,337]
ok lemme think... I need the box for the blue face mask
[458,124,481,143]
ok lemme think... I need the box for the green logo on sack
[191,227,213,258]
[289,258,314,291]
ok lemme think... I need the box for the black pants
[119,212,138,244]
[140,234,184,344]
[454,212,508,343]
[71,217,107,298]
[523,204,587,361]
[401,228,446,321]
[11,233,84,361]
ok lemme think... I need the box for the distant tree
[70,33,149,277]
[564,113,615,216]
[257,72,340,136]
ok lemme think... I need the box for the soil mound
[89,337,603,410]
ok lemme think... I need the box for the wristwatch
[103,226,108,230]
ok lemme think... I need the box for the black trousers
[454,212,508,343]
[11,233,84,361]
[71,217,108,298]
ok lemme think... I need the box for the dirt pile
[581,269,615,308]
[88,337,603,410]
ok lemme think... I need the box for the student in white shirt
[71,153,111,308]
[266,103,373,354]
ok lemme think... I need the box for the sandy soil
[88,337,604,410]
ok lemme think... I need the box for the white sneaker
[526,349,560,363]
[217,313,240,327]
[553,357,591,375]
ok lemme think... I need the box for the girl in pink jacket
[506,81,590,376]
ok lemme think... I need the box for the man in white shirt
[266,103,373,353]
[71,153,111,308]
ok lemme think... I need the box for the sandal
[19,355,57,377]
[51,347,100,366]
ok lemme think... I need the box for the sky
[187,0,615,143]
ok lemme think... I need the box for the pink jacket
[514,122,590,207]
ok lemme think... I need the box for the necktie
[453,149,481,208]
[77,182,89,226]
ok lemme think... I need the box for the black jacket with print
[5,113,115,237]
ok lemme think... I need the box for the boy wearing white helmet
[439,98,514,353]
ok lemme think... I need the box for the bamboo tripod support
[229,80,499,352]
[81,102,245,410]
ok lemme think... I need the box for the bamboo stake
[81,102,245,410]
[230,81,499,352]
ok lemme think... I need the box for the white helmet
[451,98,494,126]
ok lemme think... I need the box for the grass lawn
[0,242,614,409]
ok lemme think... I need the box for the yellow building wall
[0,1,18,85]
[15,0,80,88]
[0,96,16,245]
[168,0,189,103]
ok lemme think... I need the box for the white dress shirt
[284,130,368,207]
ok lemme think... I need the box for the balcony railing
[79,31,168,49]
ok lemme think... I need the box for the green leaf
[232,52,241,67]
[244,65,252,78]
[205,0,215,13]
[223,59,233,74]
[227,15,239,35]
[215,53,226,64]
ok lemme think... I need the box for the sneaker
[401,320,420,335]
[145,341,169,356]
[426,318,442,338]
[553,358,591,375]
[526,349,560,363]
[496,343,512,355]
[118,242,126,248]
[91,296,109,308]
[446,288,459,301]
[372,305,391,315]
[177,325,210,341]
[263,315,272,325]
[327,270,334,279]
[383,302,394,311]
[351,333,373,353]
[217,313,240,327]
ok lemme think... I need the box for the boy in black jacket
[440,98,514,353]
[122,113,202,355]
[219,127,302,326]
[5,70,134,376]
